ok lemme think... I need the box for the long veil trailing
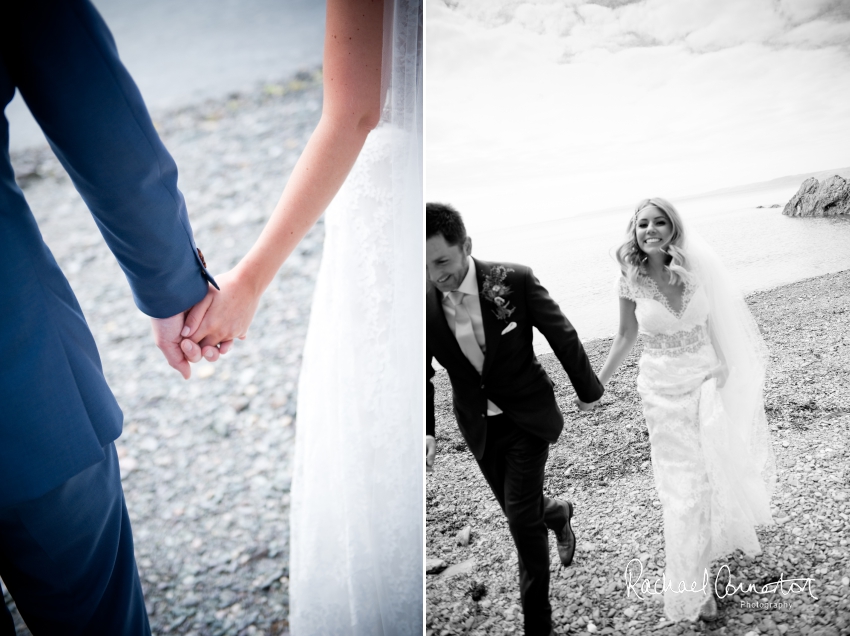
[686,232,776,556]
[289,0,423,634]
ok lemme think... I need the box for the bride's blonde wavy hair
[616,197,692,286]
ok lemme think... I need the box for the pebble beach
[427,270,850,636]
[4,69,325,635]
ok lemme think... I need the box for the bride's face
[426,234,471,292]
[635,207,673,254]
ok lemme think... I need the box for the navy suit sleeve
[524,267,604,403]
[2,0,214,318]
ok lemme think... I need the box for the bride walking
[180,0,423,632]
[581,198,776,621]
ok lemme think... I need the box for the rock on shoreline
[783,175,850,217]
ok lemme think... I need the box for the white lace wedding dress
[619,272,775,621]
[288,1,423,634]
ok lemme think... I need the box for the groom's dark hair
[426,202,467,246]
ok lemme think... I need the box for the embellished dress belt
[642,324,709,353]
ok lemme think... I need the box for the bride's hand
[180,268,262,361]
[706,362,729,388]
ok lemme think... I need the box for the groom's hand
[426,435,436,473]
[151,313,193,379]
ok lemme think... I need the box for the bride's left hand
[180,267,262,361]
[706,362,729,388]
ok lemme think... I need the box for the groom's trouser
[0,443,151,636]
[474,414,567,636]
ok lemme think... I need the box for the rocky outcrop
[783,175,850,217]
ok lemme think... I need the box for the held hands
[574,396,602,412]
[150,268,262,378]
[180,268,261,364]
[150,294,236,379]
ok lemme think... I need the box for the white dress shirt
[441,257,502,416]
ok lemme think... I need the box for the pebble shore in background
[427,271,850,636]
[4,69,324,636]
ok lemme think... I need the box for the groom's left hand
[151,313,193,379]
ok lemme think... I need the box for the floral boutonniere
[481,265,516,322]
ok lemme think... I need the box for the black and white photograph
[2,1,423,634]
[425,1,850,634]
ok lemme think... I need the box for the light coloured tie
[449,291,485,373]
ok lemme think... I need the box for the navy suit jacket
[426,259,604,460]
[0,0,215,508]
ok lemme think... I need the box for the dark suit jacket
[0,0,215,508]
[427,259,603,459]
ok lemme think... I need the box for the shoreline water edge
[427,269,850,635]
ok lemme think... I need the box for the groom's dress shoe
[554,500,576,567]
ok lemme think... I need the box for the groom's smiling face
[426,234,472,293]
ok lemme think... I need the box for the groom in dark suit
[426,203,603,636]
[1,1,217,633]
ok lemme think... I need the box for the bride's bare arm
[597,297,639,387]
[575,297,637,411]
[182,0,385,355]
